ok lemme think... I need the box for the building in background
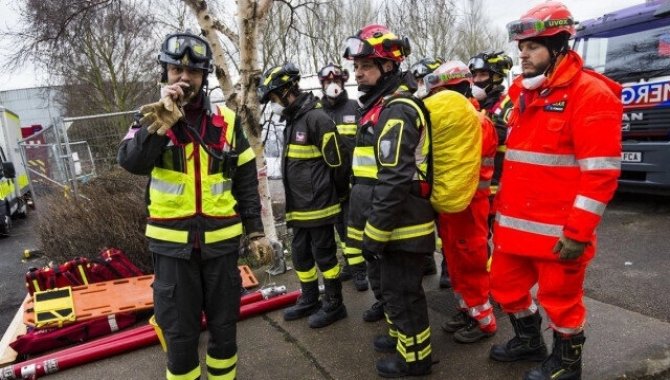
[0,87,64,130]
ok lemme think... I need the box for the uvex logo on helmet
[506,1,576,42]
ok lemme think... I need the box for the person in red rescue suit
[344,24,436,378]
[317,63,369,292]
[489,2,622,380]
[468,51,514,236]
[118,30,274,380]
[415,60,499,344]
[257,63,350,329]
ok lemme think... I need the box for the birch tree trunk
[184,0,278,243]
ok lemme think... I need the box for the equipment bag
[9,313,136,356]
[86,248,144,282]
[25,257,90,296]
[25,249,144,295]
[421,90,482,213]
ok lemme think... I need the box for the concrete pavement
[19,256,670,379]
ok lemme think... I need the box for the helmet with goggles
[158,30,213,73]
[318,63,349,84]
[257,63,301,104]
[423,60,472,93]
[410,57,443,80]
[343,24,411,63]
[468,51,513,79]
[506,1,575,42]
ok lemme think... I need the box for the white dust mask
[270,101,285,114]
[325,83,342,98]
[471,85,487,101]
[521,74,547,90]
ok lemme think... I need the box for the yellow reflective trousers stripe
[296,266,318,282]
[206,353,237,380]
[167,366,201,380]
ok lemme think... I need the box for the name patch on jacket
[343,115,356,123]
[295,131,306,143]
[544,100,566,112]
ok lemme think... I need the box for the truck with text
[573,0,670,193]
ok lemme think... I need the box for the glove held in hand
[553,235,588,260]
[139,96,183,136]
[248,233,274,266]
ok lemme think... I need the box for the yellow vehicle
[0,106,31,236]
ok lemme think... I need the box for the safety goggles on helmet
[343,37,375,59]
[343,35,411,60]
[506,18,574,41]
[423,71,472,92]
[318,65,348,81]
[163,34,211,62]
[468,57,487,71]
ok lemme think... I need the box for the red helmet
[506,1,575,42]
[343,24,410,63]
[423,60,472,93]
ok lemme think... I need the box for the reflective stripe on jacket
[117,100,263,259]
[282,92,344,228]
[362,95,436,254]
[495,50,622,259]
[475,106,498,198]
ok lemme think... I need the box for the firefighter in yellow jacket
[258,63,349,329]
[118,31,273,380]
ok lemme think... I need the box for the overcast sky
[0,0,647,91]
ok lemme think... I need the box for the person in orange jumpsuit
[488,2,622,379]
[417,61,499,344]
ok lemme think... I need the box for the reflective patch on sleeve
[377,119,404,167]
[322,131,342,167]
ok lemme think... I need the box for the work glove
[247,232,274,266]
[139,96,183,136]
[553,235,588,260]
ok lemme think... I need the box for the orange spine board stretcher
[24,266,258,328]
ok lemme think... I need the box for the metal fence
[18,110,136,199]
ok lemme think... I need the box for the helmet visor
[468,57,487,71]
[343,37,374,59]
[506,18,574,41]
[411,64,430,79]
[318,65,343,80]
[164,34,210,61]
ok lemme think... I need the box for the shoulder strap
[385,94,433,185]
[216,104,238,151]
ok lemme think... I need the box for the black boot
[340,262,353,281]
[376,354,433,378]
[308,279,347,328]
[283,281,321,321]
[373,334,397,353]
[524,331,585,380]
[490,312,548,362]
[362,300,385,322]
[441,310,468,333]
[352,263,369,291]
